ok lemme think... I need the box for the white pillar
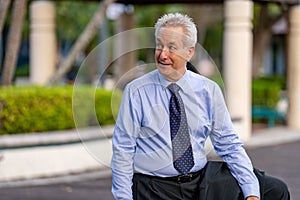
[223,0,253,141]
[288,5,300,130]
[30,1,56,85]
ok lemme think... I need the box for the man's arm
[209,83,260,199]
[111,85,141,199]
[111,126,136,199]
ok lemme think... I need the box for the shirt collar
[157,69,190,92]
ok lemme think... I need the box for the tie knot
[168,83,180,94]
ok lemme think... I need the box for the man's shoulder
[187,70,219,89]
[125,70,158,91]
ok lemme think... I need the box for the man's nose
[159,48,169,59]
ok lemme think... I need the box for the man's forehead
[156,27,185,43]
[156,36,176,42]
[157,26,185,36]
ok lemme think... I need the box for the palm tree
[252,3,288,78]
[0,0,11,34]
[1,0,27,86]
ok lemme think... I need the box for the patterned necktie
[168,83,194,174]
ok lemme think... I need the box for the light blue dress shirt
[111,69,260,199]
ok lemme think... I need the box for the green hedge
[0,86,122,135]
[252,78,283,108]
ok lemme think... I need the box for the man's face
[155,26,194,82]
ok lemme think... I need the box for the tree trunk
[48,0,115,85]
[252,4,287,78]
[1,0,27,86]
[253,28,272,77]
[113,12,137,90]
[0,0,11,33]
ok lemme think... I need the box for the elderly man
[111,13,289,200]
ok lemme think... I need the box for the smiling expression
[155,26,195,82]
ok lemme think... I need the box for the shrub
[252,77,285,124]
[252,78,282,108]
[0,86,121,135]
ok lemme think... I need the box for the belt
[165,170,202,183]
[140,169,202,184]
[134,169,204,184]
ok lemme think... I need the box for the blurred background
[0,0,300,199]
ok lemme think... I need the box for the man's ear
[187,46,195,61]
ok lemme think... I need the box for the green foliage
[253,3,282,27]
[56,1,99,42]
[252,77,283,108]
[0,86,121,135]
[203,22,223,68]
[15,64,29,77]
[95,89,121,125]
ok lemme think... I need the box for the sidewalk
[0,126,114,183]
[0,125,300,186]
[246,126,300,148]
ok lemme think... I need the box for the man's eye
[156,44,163,49]
[169,46,177,51]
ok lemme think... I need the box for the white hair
[154,13,197,47]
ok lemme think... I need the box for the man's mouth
[157,61,172,67]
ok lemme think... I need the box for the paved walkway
[1,141,300,200]
[0,126,300,199]
[248,140,300,200]
[0,126,114,182]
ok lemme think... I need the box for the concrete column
[223,0,253,141]
[30,1,56,85]
[287,6,300,130]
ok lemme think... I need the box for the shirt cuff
[241,183,260,199]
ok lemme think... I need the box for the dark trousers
[132,161,290,200]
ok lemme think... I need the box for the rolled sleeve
[242,183,260,199]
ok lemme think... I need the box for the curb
[0,125,114,149]
[0,168,112,189]
[0,126,114,183]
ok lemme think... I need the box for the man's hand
[246,196,260,200]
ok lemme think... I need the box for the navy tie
[168,83,194,175]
